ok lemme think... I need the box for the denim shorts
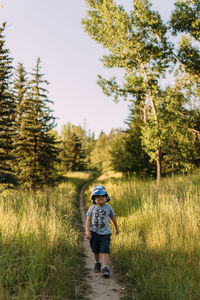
[90,231,111,254]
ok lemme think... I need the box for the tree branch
[188,128,200,140]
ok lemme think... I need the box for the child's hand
[86,231,92,240]
[114,229,119,236]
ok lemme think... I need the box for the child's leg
[102,253,110,278]
[94,253,100,262]
[90,233,101,272]
[102,253,110,267]
[90,232,101,264]
[93,253,101,272]
[100,234,111,268]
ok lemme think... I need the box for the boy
[85,185,119,278]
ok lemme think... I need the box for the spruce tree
[89,131,116,173]
[0,22,16,187]
[61,124,87,172]
[13,58,59,189]
[110,105,155,177]
[13,63,28,127]
[12,63,28,182]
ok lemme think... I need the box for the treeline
[54,113,200,180]
[81,0,200,182]
[59,0,200,180]
[0,21,94,191]
[1,0,200,191]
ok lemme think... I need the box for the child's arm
[110,216,119,235]
[85,216,92,240]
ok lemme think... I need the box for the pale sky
[0,0,175,138]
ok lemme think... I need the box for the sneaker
[102,266,110,278]
[94,262,101,273]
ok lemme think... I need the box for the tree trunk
[172,162,175,177]
[156,149,161,184]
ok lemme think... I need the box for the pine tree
[0,22,16,187]
[13,58,59,189]
[110,105,155,177]
[89,131,111,173]
[13,63,28,127]
[12,63,28,182]
[60,123,88,172]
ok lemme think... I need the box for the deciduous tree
[82,0,173,182]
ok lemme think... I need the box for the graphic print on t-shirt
[92,208,107,230]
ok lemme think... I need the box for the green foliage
[82,0,200,181]
[82,0,173,181]
[0,23,17,186]
[92,171,200,299]
[13,62,28,128]
[170,0,200,40]
[61,132,87,171]
[0,172,91,299]
[60,122,94,172]
[110,106,155,177]
[89,130,115,173]
[12,58,60,190]
[170,0,200,77]
[0,24,61,189]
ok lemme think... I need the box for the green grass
[85,171,200,300]
[0,171,93,300]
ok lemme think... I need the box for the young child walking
[85,185,119,278]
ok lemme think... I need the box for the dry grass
[0,172,91,299]
[85,171,200,299]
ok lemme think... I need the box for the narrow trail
[80,184,125,300]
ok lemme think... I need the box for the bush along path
[80,184,125,300]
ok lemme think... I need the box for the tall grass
[0,171,91,300]
[86,171,200,299]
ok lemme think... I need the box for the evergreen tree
[61,130,87,172]
[89,131,112,173]
[60,122,94,172]
[13,63,28,126]
[110,105,155,177]
[13,58,59,189]
[12,63,28,181]
[0,23,16,186]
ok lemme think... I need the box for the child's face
[94,194,107,206]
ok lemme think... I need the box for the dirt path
[80,184,125,300]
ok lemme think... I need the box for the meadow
[85,171,200,300]
[1,170,199,300]
[0,172,92,300]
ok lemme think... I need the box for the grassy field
[0,172,92,300]
[85,171,200,300]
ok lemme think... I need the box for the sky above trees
[0,0,175,138]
